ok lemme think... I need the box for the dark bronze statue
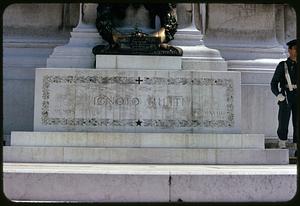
[93,3,182,56]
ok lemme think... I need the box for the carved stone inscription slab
[34,68,241,133]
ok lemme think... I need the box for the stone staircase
[3,132,288,165]
[3,163,296,202]
[265,138,297,164]
[3,132,296,202]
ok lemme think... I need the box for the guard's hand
[277,93,285,101]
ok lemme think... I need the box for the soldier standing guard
[271,39,298,156]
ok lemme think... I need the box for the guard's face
[288,45,297,60]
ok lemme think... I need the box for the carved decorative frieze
[41,74,234,129]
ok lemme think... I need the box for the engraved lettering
[94,95,140,106]
[42,74,235,129]
[115,97,124,105]
[147,96,185,108]
[132,97,140,105]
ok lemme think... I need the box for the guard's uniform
[271,57,297,143]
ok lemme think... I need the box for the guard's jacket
[271,58,297,101]
[271,57,297,142]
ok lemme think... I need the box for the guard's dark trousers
[277,90,297,143]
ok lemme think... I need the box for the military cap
[287,39,297,48]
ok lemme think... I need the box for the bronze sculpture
[93,3,182,56]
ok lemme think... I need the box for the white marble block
[95,55,182,70]
[10,132,265,149]
[5,131,289,165]
[34,68,241,133]
[3,164,296,202]
[3,146,288,164]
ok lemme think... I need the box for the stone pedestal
[33,67,241,133]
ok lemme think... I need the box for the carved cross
[135,77,144,84]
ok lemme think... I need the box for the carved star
[136,120,142,126]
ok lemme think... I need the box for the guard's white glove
[277,93,285,102]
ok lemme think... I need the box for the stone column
[283,5,296,46]
[274,4,297,48]
[204,4,286,60]
[47,3,104,68]
[171,3,227,71]
[213,4,288,77]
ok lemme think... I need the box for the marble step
[3,163,296,202]
[10,132,265,149]
[3,146,288,165]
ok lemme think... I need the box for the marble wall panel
[34,68,241,133]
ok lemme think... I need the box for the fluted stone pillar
[47,3,104,68]
[204,4,286,61]
[171,3,227,71]
[285,6,297,43]
[215,4,290,73]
